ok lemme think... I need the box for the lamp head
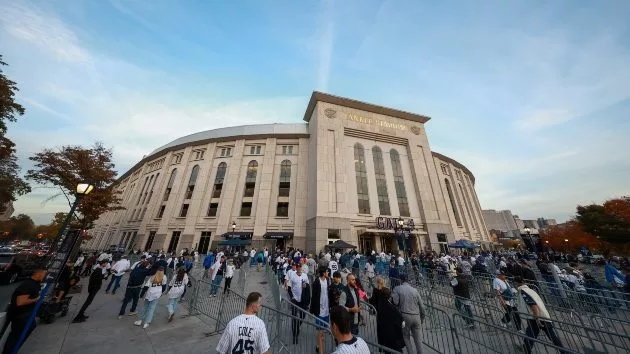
[397,218,404,227]
[564,239,568,242]
[231,221,236,230]
[76,183,94,195]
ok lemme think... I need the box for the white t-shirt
[332,336,370,354]
[216,314,270,354]
[319,278,329,317]
[365,263,375,278]
[397,256,405,266]
[145,275,167,301]
[287,271,309,301]
[250,250,256,258]
[329,260,339,274]
[168,274,189,299]
[225,264,236,278]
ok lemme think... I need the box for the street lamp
[14,182,94,353]
[564,239,569,253]
[524,227,537,254]
[396,217,407,262]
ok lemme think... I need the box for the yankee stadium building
[86,92,490,255]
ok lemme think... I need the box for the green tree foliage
[576,202,630,245]
[26,142,123,230]
[0,55,30,213]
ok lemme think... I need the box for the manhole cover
[259,281,268,284]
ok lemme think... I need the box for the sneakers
[134,320,142,326]
[143,323,150,329]
[72,316,86,323]
[118,316,123,319]
[128,312,137,316]
[168,313,174,322]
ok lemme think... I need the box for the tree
[34,212,71,241]
[576,203,630,245]
[540,221,600,252]
[603,197,630,222]
[0,55,30,213]
[0,214,35,239]
[26,142,123,230]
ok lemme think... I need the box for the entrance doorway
[198,231,211,254]
[167,231,181,253]
[359,234,374,254]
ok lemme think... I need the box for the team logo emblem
[410,125,421,135]
[324,108,336,119]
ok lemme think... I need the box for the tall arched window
[390,149,409,216]
[146,173,159,203]
[279,160,291,197]
[243,161,258,197]
[141,175,154,204]
[459,183,477,230]
[445,179,462,226]
[354,143,370,214]
[137,176,149,205]
[163,169,177,201]
[185,165,200,199]
[211,162,227,198]
[372,146,390,215]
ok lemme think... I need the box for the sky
[1,0,629,226]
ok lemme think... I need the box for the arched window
[243,160,258,197]
[137,176,150,205]
[445,179,462,226]
[211,162,227,198]
[279,160,291,197]
[141,175,154,204]
[372,146,390,215]
[146,173,159,203]
[354,143,370,214]
[163,169,177,201]
[459,183,477,230]
[185,165,200,199]
[390,149,409,216]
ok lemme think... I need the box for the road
[0,281,20,312]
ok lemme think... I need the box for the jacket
[310,277,331,316]
[128,265,156,287]
[88,267,105,293]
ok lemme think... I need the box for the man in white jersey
[328,258,339,276]
[216,292,270,354]
[318,305,369,354]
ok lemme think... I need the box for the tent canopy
[448,239,478,249]
[218,239,251,246]
[325,240,357,249]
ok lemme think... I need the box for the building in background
[0,202,14,222]
[482,209,520,238]
[537,218,557,228]
[85,92,490,255]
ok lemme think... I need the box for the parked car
[0,252,45,284]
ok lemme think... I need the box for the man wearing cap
[74,260,108,323]
[105,255,130,295]
[392,273,426,353]
[450,267,474,329]
[493,269,522,331]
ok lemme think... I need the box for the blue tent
[448,239,478,249]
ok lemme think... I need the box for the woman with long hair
[134,267,167,329]
[166,268,188,322]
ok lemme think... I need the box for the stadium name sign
[375,217,416,230]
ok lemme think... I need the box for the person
[134,267,167,329]
[166,268,189,322]
[365,259,376,290]
[119,258,156,318]
[330,271,347,307]
[375,287,405,353]
[514,277,568,354]
[216,292,270,354]
[494,269,522,331]
[223,259,236,295]
[310,267,331,354]
[392,273,425,353]
[73,260,108,323]
[450,267,474,329]
[3,268,46,354]
[210,255,226,297]
[318,305,370,354]
[286,263,310,344]
[342,274,362,335]
[105,255,130,294]
[202,252,215,279]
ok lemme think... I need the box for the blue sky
[1,0,629,225]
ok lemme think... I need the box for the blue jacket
[128,266,155,287]
[203,254,215,269]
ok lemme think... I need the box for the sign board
[45,229,82,285]
[376,217,416,230]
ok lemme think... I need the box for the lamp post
[524,227,537,254]
[231,221,236,250]
[14,182,94,354]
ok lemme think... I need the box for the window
[372,146,391,215]
[243,160,258,197]
[173,153,183,164]
[278,160,291,197]
[146,173,159,204]
[276,202,289,217]
[282,145,294,155]
[139,208,146,220]
[141,175,154,204]
[157,205,166,218]
[249,145,262,155]
[455,170,462,181]
[179,204,189,217]
[145,231,156,251]
[137,177,149,205]
[167,231,181,253]
[219,147,232,157]
[198,231,212,254]
[185,165,199,199]
[354,143,370,214]
[163,169,177,201]
[390,149,410,217]
[459,183,477,230]
[207,202,218,217]
[440,163,448,175]
[240,202,252,216]
[193,149,205,160]
[445,179,462,226]
[212,162,227,198]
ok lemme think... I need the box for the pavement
[13,264,263,354]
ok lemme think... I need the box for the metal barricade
[236,266,247,294]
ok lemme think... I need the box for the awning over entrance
[263,232,293,240]
[218,239,251,246]
[325,240,357,249]
[220,232,253,240]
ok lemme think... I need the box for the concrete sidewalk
[18,265,263,354]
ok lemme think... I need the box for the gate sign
[376,217,416,230]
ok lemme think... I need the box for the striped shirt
[332,336,370,354]
[216,314,270,354]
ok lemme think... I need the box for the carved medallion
[410,125,421,135]
[324,108,336,119]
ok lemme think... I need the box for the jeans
[502,305,522,330]
[224,277,232,294]
[141,299,159,324]
[401,313,423,354]
[2,314,35,354]
[106,275,123,293]
[119,287,141,315]
[210,275,223,295]
[291,299,306,342]
[455,297,474,325]
[166,297,180,315]
[524,320,568,354]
